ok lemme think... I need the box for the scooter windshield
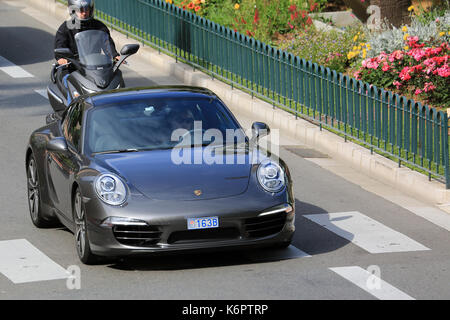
[75,30,114,70]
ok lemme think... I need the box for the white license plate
[187,217,219,230]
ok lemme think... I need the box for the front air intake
[113,224,162,247]
[244,212,286,238]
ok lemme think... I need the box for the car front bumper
[87,204,295,257]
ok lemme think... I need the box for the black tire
[27,154,53,228]
[73,188,100,265]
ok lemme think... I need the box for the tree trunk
[343,0,412,27]
[370,0,412,27]
[342,0,370,23]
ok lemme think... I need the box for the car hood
[94,148,252,200]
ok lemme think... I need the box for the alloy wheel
[27,158,40,222]
[74,191,87,259]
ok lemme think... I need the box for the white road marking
[0,55,34,78]
[330,266,415,300]
[0,239,69,284]
[304,211,430,254]
[34,89,48,99]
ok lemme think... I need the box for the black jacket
[54,19,119,60]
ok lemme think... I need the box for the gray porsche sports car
[26,86,295,264]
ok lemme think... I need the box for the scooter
[47,29,139,114]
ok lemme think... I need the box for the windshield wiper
[92,148,139,155]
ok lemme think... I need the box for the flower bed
[351,7,450,110]
[353,38,449,108]
[165,0,449,110]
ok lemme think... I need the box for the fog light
[100,217,148,227]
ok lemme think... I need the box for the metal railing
[58,0,450,188]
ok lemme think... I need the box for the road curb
[26,0,450,209]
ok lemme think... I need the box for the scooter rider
[54,0,120,68]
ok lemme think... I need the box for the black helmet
[68,0,95,21]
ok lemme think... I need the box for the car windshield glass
[75,30,113,69]
[85,96,246,154]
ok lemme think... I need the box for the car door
[47,102,84,220]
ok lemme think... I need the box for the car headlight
[257,160,285,193]
[94,173,128,206]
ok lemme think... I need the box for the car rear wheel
[27,155,51,228]
[74,188,99,265]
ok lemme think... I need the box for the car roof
[84,85,218,108]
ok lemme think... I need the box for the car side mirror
[251,122,270,141]
[120,44,140,56]
[47,137,68,153]
[54,48,75,59]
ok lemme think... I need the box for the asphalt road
[0,0,449,300]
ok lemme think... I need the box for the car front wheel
[73,188,99,265]
[27,154,51,228]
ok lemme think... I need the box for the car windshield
[85,95,247,154]
[75,30,114,69]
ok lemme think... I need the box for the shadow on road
[0,27,54,66]
[292,199,354,255]
[103,199,353,271]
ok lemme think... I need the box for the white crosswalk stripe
[330,266,415,300]
[304,211,430,254]
[0,239,69,284]
[0,55,34,78]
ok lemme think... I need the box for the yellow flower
[403,33,409,41]
[439,32,445,37]
[165,0,172,3]
[359,42,366,47]
[347,51,357,60]
[402,26,408,32]
[234,3,240,10]
[353,35,358,42]
[353,46,358,51]
[362,49,367,59]
[404,46,409,50]
[408,5,414,11]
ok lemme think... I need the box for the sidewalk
[19,0,450,215]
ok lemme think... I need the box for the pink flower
[407,48,426,61]
[436,64,450,77]
[393,80,402,89]
[414,89,423,95]
[354,71,361,80]
[382,63,391,72]
[432,56,448,65]
[377,52,388,62]
[366,58,379,69]
[399,67,411,81]
[390,50,404,61]
[413,64,423,72]
[424,82,436,92]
